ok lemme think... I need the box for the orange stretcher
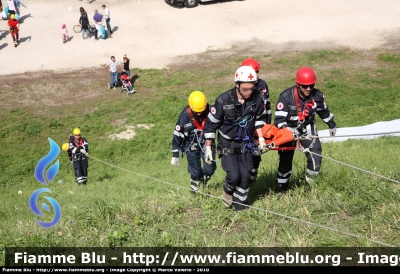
[258,124,300,151]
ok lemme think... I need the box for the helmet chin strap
[236,83,246,100]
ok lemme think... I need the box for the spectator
[61,23,69,44]
[79,7,87,16]
[122,54,130,77]
[93,9,103,40]
[79,11,89,39]
[105,56,121,90]
[14,0,26,17]
[6,0,15,15]
[102,4,112,35]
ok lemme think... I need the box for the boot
[305,175,315,184]
[306,169,318,184]
[191,179,200,194]
[222,191,233,208]
[202,175,211,187]
[276,182,288,193]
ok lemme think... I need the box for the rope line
[303,150,400,184]
[295,130,400,184]
[87,154,397,247]
[309,131,400,139]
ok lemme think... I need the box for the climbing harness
[182,106,208,157]
[220,113,261,156]
[237,123,261,156]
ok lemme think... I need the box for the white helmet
[234,66,257,83]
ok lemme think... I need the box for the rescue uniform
[251,78,272,183]
[172,105,217,192]
[69,135,89,185]
[204,87,266,210]
[274,86,336,190]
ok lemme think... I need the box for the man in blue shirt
[93,9,102,24]
[93,9,103,40]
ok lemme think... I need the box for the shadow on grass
[130,74,140,86]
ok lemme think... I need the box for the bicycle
[73,24,96,34]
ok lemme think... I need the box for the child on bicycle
[62,24,69,44]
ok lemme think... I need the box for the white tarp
[318,119,400,143]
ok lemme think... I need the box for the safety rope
[308,131,400,139]
[86,154,397,247]
[292,129,400,184]
[302,149,400,184]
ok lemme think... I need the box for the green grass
[1,48,400,263]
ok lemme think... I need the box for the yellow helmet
[62,143,69,152]
[188,91,207,113]
[73,128,81,135]
[10,14,15,20]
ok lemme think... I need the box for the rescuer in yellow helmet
[171,91,217,193]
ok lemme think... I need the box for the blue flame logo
[29,188,61,228]
[30,138,62,228]
[34,138,60,185]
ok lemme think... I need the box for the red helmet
[295,67,316,85]
[241,58,260,71]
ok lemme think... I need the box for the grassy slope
[1,48,400,262]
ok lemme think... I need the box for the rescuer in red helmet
[241,58,271,185]
[274,66,337,192]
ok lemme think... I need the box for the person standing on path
[105,56,121,89]
[14,0,26,17]
[79,11,89,39]
[122,54,130,77]
[6,0,16,15]
[102,4,112,35]
[93,9,103,40]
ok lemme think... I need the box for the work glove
[80,149,88,155]
[72,147,77,154]
[329,128,337,137]
[171,157,179,167]
[205,146,213,165]
[258,138,267,152]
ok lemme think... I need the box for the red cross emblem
[235,73,239,78]
[248,73,254,80]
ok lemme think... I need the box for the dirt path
[0,0,399,76]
